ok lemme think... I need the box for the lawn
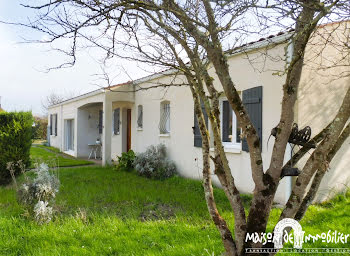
[30,145,94,168]
[0,167,349,255]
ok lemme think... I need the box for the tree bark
[191,85,238,256]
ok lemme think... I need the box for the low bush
[115,150,135,172]
[15,162,60,224]
[0,112,33,185]
[134,144,176,180]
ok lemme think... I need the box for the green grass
[0,167,349,255]
[30,146,94,168]
[34,144,61,154]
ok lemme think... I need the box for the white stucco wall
[48,105,62,150]
[131,43,292,204]
[296,21,350,202]
[48,91,105,156]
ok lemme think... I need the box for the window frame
[220,98,241,150]
[50,113,57,136]
[112,108,120,135]
[64,118,74,151]
[137,105,143,129]
[50,114,53,135]
[159,101,170,134]
[98,109,103,134]
[54,114,58,136]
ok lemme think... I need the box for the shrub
[0,112,33,185]
[115,150,135,172]
[134,144,176,180]
[16,162,60,224]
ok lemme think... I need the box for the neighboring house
[48,21,350,204]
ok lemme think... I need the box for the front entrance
[126,109,131,151]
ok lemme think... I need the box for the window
[98,110,103,134]
[221,99,241,148]
[50,114,58,136]
[54,114,57,136]
[137,105,143,129]
[193,101,208,148]
[64,119,74,151]
[50,114,53,135]
[220,86,263,152]
[113,108,120,135]
[159,101,170,134]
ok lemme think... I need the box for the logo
[274,218,304,249]
[245,218,350,254]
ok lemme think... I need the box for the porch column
[102,94,112,165]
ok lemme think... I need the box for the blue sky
[0,1,148,116]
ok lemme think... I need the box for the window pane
[114,108,120,135]
[222,101,232,142]
[236,119,241,143]
[98,110,103,134]
[165,103,170,132]
[137,105,143,128]
[159,102,170,134]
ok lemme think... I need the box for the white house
[48,21,350,205]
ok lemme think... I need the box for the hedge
[0,112,33,185]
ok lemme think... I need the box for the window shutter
[113,108,120,135]
[242,86,263,152]
[50,115,53,135]
[98,110,103,134]
[54,114,58,136]
[194,101,208,147]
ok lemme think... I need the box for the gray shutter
[242,86,263,152]
[114,108,120,135]
[98,110,103,134]
[50,115,53,135]
[54,114,58,136]
[194,101,208,147]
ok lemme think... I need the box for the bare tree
[8,1,350,255]
[41,91,78,115]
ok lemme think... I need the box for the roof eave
[48,88,105,109]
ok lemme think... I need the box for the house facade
[48,22,350,204]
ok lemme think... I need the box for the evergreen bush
[0,112,33,185]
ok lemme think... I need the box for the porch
[73,84,135,165]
